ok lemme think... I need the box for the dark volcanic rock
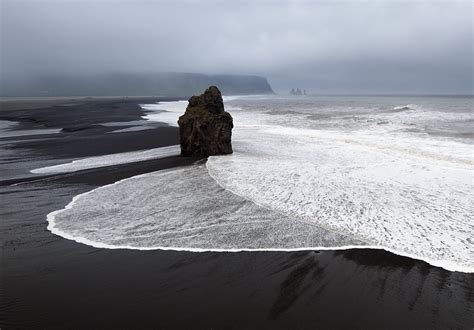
[178,86,233,156]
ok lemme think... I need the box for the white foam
[140,97,248,126]
[0,120,17,131]
[31,145,180,174]
[47,163,473,273]
[223,94,275,102]
[206,122,474,273]
[47,164,364,250]
[108,126,155,133]
[140,101,188,126]
[393,104,417,111]
[47,96,474,273]
[100,120,149,127]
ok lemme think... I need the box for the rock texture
[178,86,233,156]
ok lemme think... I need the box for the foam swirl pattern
[206,125,473,272]
[48,95,474,272]
[48,165,363,251]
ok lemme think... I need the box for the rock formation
[290,88,303,95]
[178,86,233,157]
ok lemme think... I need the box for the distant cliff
[2,72,274,97]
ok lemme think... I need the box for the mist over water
[2,1,473,94]
[48,95,474,272]
[3,1,474,327]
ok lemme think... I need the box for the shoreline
[47,163,472,273]
[0,96,186,111]
[1,98,473,328]
[0,97,188,184]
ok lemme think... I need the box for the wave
[46,96,474,273]
[140,100,242,126]
[392,104,417,111]
[140,101,188,126]
[222,94,274,102]
[47,163,473,273]
[31,145,180,174]
[47,164,363,249]
[206,121,473,273]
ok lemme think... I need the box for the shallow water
[2,157,474,329]
[2,97,474,328]
[31,145,181,174]
[48,95,474,272]
[0,120,62,138]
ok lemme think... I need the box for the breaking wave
[206,123,473,273]
[47,159,474,272]
[48,164,363,251]
[393,104,417,111]
[47,96,474,273]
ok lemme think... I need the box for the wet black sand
[0,97,180,158]
[1,99,473,328]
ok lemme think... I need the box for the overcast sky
[2,0,473,94]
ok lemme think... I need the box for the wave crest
[392,104,417,111]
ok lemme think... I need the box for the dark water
[1,98,473,328]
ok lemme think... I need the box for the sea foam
[140,101,188,126]
[47,160,473,272]
[48,164,363,251]
[31,145,180,174]
[206,123,474,272]
[47,96,474,273]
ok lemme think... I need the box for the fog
[1,0,473,94]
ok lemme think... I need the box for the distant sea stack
[178,86,233,157]
[290,88,306,95]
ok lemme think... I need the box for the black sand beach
[1,98,473,328]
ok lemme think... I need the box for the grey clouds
[1,0,473,94]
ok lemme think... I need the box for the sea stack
[178,86,233,156]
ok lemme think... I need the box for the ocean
[46,95,474,273]
[2,95,473,328]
